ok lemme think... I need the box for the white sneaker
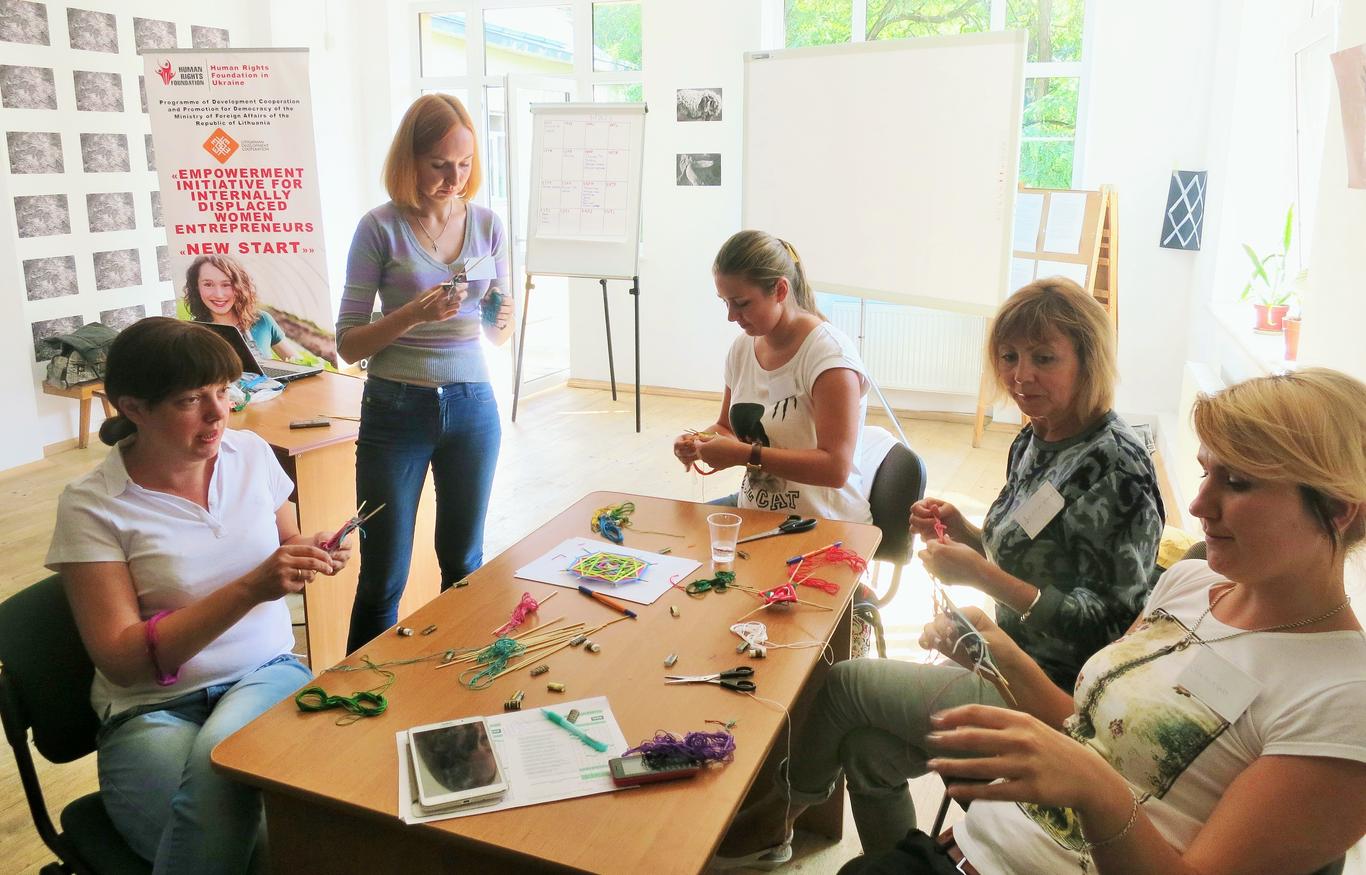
[708,831,795,871]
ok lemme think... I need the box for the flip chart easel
[972,184,1119,446]
[512,102,647,432]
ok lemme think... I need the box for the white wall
[1302,0,1366,378]
[566,0,761,394]
[1078,0,1224,419]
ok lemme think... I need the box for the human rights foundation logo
[155,60,174,84]
[202,128,239,164]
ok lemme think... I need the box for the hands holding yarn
[674,430,748,471]
[919,605,1017,674]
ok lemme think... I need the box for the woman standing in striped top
[336,94,512,653]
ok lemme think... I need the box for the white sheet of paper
[513,537,701,606]
[1010,481,1064,540]
[1176,646,1261,724]
[397,696,629,823]
[1010,257,1038,293]
[1013,192,1044,252]
[1042,192,1087,254]
[1036,259,1089,287]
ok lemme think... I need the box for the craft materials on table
[515,537,701,606]
[684,570,734,596]
[664,666,757,693]
[589,500,684,544]
[784,542,868,595]
[623,729,735,767]
[735,515,817,545]
[295,648,475,726]
[397,696,629,823]
[577,584,637,618]
[569,551,651,585]
[544,707,610,752]
[436,614,632,689]
[323,501,386,551]
[492,591,557,636]
[730,621,836,658]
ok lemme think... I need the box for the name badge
[1175,645,1261,724]
[767,374,798,404]
[1010,481,1064,539]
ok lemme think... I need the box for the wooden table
[232,371,439,670]
[214,491,881,874]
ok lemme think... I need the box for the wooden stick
[488,590,560,636]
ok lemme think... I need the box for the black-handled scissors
[735,515,818,545]
[663,666,757,693]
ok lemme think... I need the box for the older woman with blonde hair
[336,93,512,653]
[869,367,1366,873]
[713,277,1164,868]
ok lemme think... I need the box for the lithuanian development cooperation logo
[202,128,239,164]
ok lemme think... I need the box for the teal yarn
[460,637,527,689]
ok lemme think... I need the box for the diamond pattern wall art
[1159,170,1208,251]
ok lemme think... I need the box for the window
[785,0,1090,188]
[483,6,574,77]
[419,12,468,77]
[593,2,642,72]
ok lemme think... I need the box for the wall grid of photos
[0,0,231,361]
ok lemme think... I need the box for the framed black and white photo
[676,153,721,186]
[676,88,722,122]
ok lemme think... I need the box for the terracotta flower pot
[1284,317,1301,361]
[1254,303,1290,333]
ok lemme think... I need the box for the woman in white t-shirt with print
[673,230,882,523]
[834,368,1366,875]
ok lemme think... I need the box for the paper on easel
[1013,192,1044,252]
[514,537,701,606]
[397,696,629,823]
[1042,192,1087,254]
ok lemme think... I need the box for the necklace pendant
[1173,638,1191,651]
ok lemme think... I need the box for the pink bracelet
[145,610,181,686]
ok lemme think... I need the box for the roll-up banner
[145,48,335,364]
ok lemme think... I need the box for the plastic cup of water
[707,512,742,567]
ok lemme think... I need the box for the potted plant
[1239,204,1298,333]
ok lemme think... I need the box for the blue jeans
[97,653,311,875]
[348,376,501,652]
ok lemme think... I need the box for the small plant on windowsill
[1239,204,1301,334]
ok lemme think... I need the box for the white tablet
[407,715,508,812]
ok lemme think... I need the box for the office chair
[0,574,151,875]
[865,440,928,608]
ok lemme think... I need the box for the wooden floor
[0,384,1024,874]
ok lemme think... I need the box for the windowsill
[1210,302,1299,378]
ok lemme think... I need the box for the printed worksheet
[397,696,629,823]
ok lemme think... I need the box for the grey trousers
[783,657,1006,854]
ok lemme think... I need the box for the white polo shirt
[46,429,297,717]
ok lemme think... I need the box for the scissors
[736,515,817,545]
[664,666,756,693]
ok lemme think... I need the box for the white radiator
[826,299,986,395]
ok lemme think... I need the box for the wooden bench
[41,382,113,450]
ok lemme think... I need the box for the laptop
[200,322,323,383]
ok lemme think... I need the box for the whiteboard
[524,102,647,279]
[742,32,1025,317]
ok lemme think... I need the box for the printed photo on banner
[145,49,336,365]
[676,87,722,122]
[676,153,721,186]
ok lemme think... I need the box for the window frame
[779,0,1094,187]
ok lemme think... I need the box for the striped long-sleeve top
[336,201,508,384]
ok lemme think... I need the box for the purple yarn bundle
[624,730,736,767]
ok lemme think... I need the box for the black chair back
[867,441,928,565]
[0,574,100,763]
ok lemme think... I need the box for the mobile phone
[608,755,701,787]
[407,716,508,812]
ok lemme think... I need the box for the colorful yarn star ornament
[762,583,799,606]
[568,551,650,585]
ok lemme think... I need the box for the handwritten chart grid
[535,115,634,242]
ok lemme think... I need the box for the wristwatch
[746,441,763,474]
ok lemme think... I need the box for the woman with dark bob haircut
[46,317,353,874]
[712,278,1164,868]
